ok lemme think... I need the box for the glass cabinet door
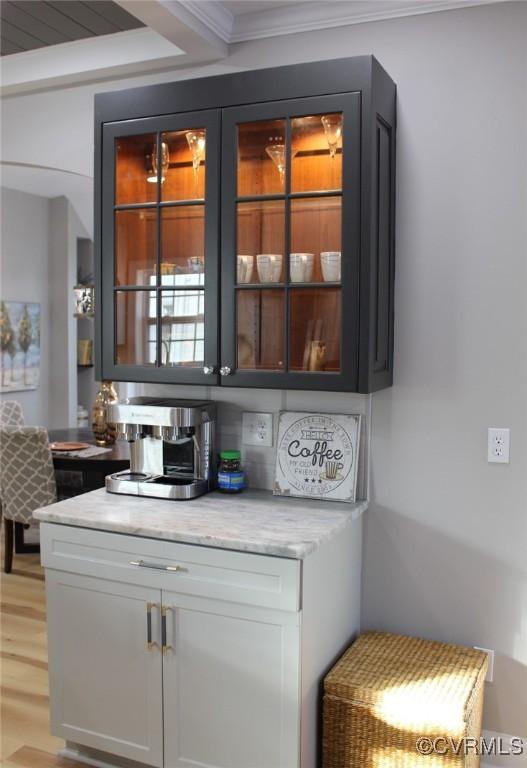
[102,112,219,383]
[221,94,360,389]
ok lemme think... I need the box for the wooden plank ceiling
[0,1,145,56]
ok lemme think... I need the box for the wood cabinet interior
[161,129,206,202]
[237,119,286,197]
[115,131,207,288]
[237,201,285,284]
[290,197,341,284]
[115,134,157,205]
[237,290,285,370]
[115,131,206,206]
[289,288,341,372]
[115,209,156,286]
[237,114,342,198]
[161,206,205,278]
[234,113,343,372]
[291,113,342,193]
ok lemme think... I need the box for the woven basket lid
[325,632,488,733]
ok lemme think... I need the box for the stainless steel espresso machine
[105,398,216,500]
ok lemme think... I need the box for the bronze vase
[307,340,326,371]
[92,381,118,446]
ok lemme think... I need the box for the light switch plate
[242,412,273,447]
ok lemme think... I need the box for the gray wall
[1,1,526,736]
[0,188,51,426]
[0,191,89,429]
[48,196,92,429]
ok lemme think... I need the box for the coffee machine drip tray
[106,471,209,501]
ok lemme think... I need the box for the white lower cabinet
[46,571,164,766]
[162,592,300,768]
[41,520,361,768]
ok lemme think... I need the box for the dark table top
[49,428,130,472]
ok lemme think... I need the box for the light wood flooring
[1,550,84,767]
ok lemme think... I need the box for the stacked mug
[236,251,341,283]
[256,254,282,283]
[290,253,314,283]
[237,254,254,283]
[320,251,341,282]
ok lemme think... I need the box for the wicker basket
[323,631,488,768]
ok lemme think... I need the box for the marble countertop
[34,488,367,559]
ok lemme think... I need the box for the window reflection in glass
[160,290,204,367]
[115,290,156,365]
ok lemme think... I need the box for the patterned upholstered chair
[0,427,57,573]
[0,400,25,427]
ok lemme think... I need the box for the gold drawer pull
[146,602,159,650]
[161,606,174,653]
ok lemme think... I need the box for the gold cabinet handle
[161,606,174,653]
[146,602,159,650]
[130,559,185,573]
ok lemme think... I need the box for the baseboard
[61,733,527,768]
[61,742,150,768]
[480,730,527,768]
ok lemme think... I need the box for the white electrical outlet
[474,646,494,682]
[487,428,510,463]
[242,412,273,447]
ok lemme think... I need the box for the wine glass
[186,130,206,182]
[147,141,169,184]
[265,137,297,187]
[265,137,286,185]
[321,115,342,159]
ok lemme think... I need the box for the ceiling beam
[115,0,231,60]
[0,28,186,97]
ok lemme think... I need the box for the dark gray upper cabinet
[94,56,396,393]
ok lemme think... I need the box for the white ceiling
[1,0,509,96]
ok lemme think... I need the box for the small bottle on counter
[217,450,246,493]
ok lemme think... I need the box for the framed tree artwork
[0,301,41,392]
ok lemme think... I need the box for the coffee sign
[274,412,361,503]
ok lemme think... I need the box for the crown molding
[228,0,509,43]
[178,0,234,43]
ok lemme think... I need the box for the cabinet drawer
[40,523,301,612]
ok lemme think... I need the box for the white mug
[256,254,282,283]
[237,254,254,283]
[187,256,204,273]
[320,251,341,282]
[290,253,314,283]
